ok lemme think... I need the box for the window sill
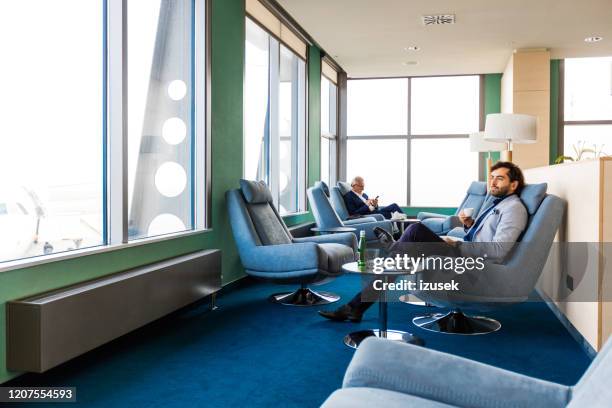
[0,228,212,274]
[281,211,310,218]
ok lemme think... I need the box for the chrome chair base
[268,287,340,306]
[398,294,434,307]
[413,310,501,335]
[344,329,425,349]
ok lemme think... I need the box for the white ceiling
[277,0,612,78]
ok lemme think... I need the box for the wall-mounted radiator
[7,249,221,373]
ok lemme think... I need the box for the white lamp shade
[484,113,537,144]
[469,132,506,152]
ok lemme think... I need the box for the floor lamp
[484,113,537,162]
[470,131,505,179]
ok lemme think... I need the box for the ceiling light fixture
[402,61,418,66]
[404,46,420,51]
[585,36,603,43]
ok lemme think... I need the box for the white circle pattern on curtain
[162,117,187,145]
[155,162,187,197]
[148,213,186,236]
[167,79,187,101]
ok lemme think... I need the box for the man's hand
[442,236,458,247]
[371,197,379,207]
[458,210,474,228]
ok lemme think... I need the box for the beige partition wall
[501,49,550,170]
[525,158,612,351]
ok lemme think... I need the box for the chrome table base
[343,274,424,348]
[269,287,340,306]
[344,329,425,349]
[413,310,501,335]
[398,294,433,307]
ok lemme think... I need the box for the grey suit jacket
[458,194,528,261]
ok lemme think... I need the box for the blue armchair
[307,184,393,244]
[314,181,381,227]
[331,181,385,222]
[411,183,565,334]
[418,181,488,236]
[322,336,612,408]
[226,179,357,306]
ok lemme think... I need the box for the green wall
[0,0,325,384]
[307,46,322,188]
[483,73,503,170]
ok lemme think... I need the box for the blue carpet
[9,275,592,407]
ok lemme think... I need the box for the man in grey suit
[319,161,528,322]
[451,162,528,261]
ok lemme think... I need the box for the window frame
[320,73,339,186]
[0,0,211,272]
[345,74,483,207]
[244,16,309,215]
[558,59,612,158]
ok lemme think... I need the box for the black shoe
[318,305,363,322]
[373,226,395,248]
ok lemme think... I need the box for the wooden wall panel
[513,90,550,170]
[513,50,551,92]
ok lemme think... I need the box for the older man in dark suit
[343,176,404,219]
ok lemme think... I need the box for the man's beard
[490,185,510,197]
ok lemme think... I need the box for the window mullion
[268,38,280,208]
[297,58,307,211]
[407,77,411,207]
[195,0,207,230]
[107,0,128,245]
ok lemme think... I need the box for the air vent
[422,14,455,25]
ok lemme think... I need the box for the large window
[321,75,338,185]
[244,18,307,214]
[0,0,207,265]
[347,76,480,207]
[128,0,198,240]
[562,57,612,158]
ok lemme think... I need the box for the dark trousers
[373,203,403,219]
[348,222,455,312]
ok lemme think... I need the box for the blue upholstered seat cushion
[520,183,547,215]
[322,388,457,408]
[240,179,273,204]
[337,181,352,195]
[315,181,330,197]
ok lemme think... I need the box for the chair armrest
[294,233,357,251]
[343,338,570,408]
[417,211,447,220]
[344,217,378,225]
[244,243,319,272]
[442,215,462,232]
[369,213,386,221]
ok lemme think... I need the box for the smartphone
[374,195,379,200]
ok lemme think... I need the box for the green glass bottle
[357,230,367,270]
